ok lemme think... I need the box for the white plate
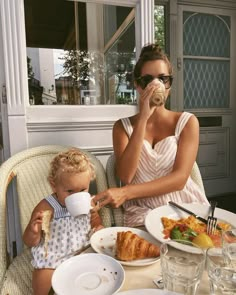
[145,203,236,252]
[117,289,180,295]
[52,253,125,295]
[90,226,160,266]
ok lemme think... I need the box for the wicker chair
[0,145,111,295]
[106,153,205,227]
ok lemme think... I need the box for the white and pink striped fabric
[121,112,209,227]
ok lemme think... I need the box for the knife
[56,243,91,262]
[168,201,222,230]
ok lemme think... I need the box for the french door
[177,4,236,196]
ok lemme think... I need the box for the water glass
[222,228,236,269]
[206,247,236,294]
[160,241,205,295]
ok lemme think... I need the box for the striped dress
[31,195,91,269]
[121,112,209,227]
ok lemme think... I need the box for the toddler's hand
[29,211,43,235]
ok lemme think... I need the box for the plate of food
[145,203,235,252]
[90,227,160,266]
[52,253,125,295]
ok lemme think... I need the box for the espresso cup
[65,192,91,217]
[149,79,166,107]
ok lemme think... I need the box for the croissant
[116,231,160,261]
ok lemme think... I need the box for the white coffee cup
[65,192,91,217]
[149,78,166,106]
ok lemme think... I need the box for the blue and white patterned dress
[31,195,91,269]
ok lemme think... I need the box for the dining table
[83,244,211,294]
[52,203,236,295]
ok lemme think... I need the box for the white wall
[26,104,138,166]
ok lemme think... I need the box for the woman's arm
[95,115,200,207]
[113,84,157,184]
[23,200,52,247]
[113,117,146,184]
[90,198,104,230]
[90,210,104,231]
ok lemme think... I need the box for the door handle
[177,57,182,70]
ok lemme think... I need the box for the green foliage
[154,5,165,50]
[116,94,132,104]
[60,50,105,87]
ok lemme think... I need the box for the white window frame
[0,0,156,257]
[0,0,157,158]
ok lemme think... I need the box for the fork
[207,200,218,235]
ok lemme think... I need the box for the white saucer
[52,253,125,295]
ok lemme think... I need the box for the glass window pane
[103,6,133,44]
[183,12,230,109]
[184,59,230,108]
[104,20,136,105]
[154,4,166,50]
[183,12,230,57]
[24,0,136,105]
[154,1,170,109]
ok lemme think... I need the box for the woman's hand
[90,197,100,213]
[138,84,157,120]
[93,187,128,209]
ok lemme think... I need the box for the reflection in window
[154,1,169,52]
[24,0,136,105]
[105,19,136,105]
[154,1,170,109]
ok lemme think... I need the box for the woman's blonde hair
[48,148,95,183]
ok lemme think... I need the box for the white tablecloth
[122,260,210,294]
[85,247,210,294]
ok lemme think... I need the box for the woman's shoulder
[114,114,137,129]
[179,111,198,125]
[164,111,197,133]
[173,111,199,135]
[171,111,196,123]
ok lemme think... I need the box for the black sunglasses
[136,74,173,90]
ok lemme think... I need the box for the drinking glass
[206,247,236,295]
[160,241,205,295]
[222,228,236,269]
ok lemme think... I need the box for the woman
[94,43,209,227]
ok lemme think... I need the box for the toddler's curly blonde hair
[48,148,95,183]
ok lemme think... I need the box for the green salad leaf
[170,225,198,241]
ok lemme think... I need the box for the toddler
[23,148,103,295]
